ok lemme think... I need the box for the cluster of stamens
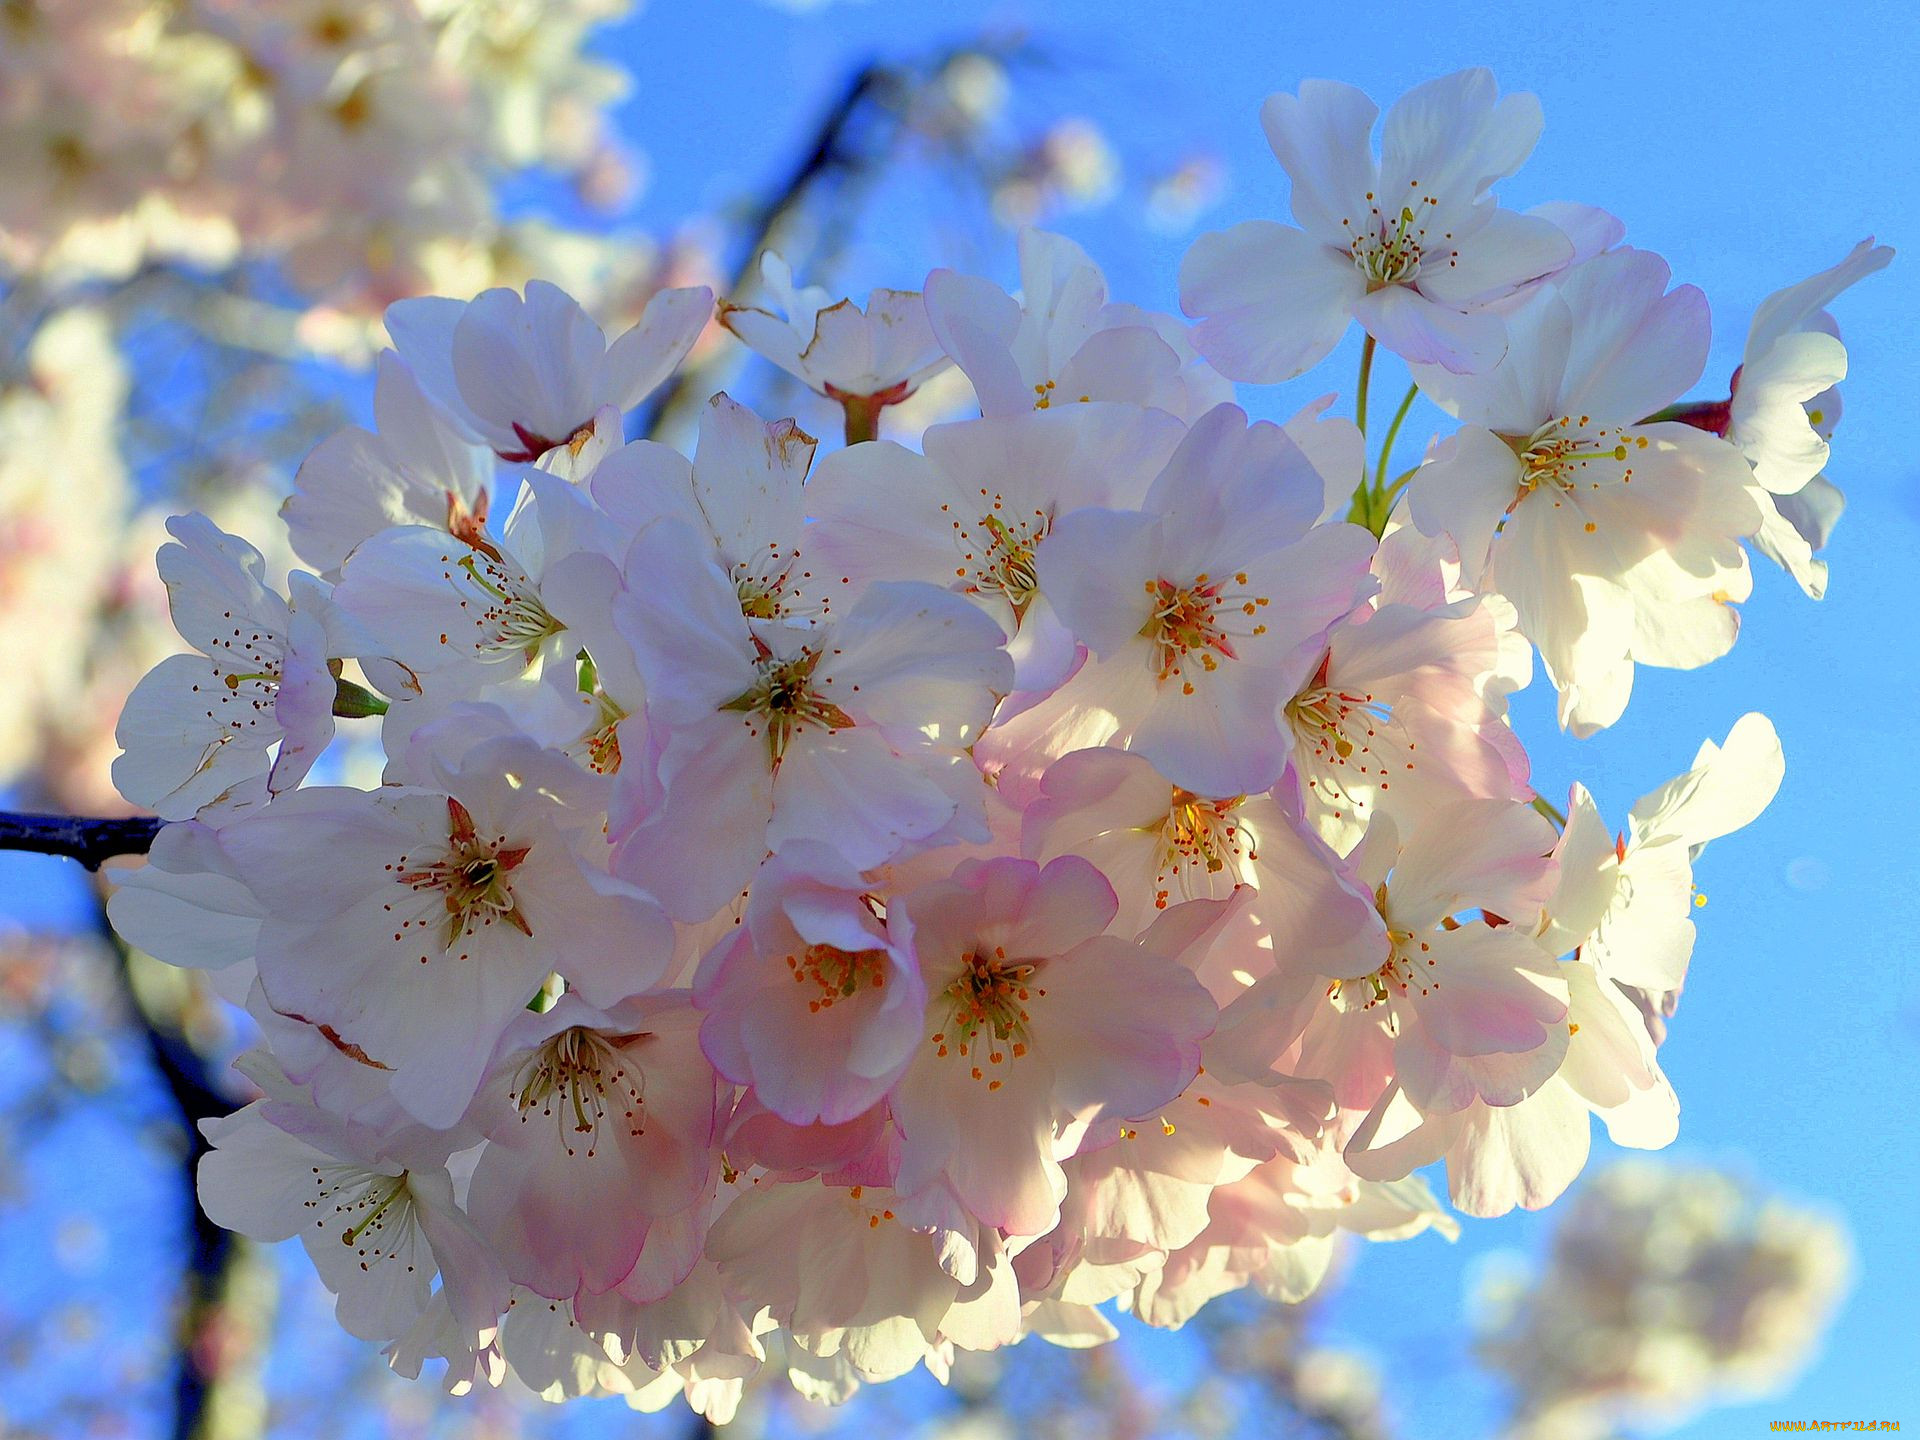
[1030,379,1091,410]
[1511,418,1651,508]
[187,602,288,767]
[1141,571,1270,692]
[931,946,1045,1090]
[434,547,564,657]
[563,687,626,776]
[1328,884,1439,1016]
[1287,661,1401,819]
[390,796,533,956]
[941,490,1050,616]
[1153,788,1254,909]
[510,1026,648,1159]
[305,1165,417,1274]
[1338,185,1455,289]
[786,942,889,1014]
[733,538,817,620]
[720,644,854,767]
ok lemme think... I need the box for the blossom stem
[0,811,165,868]
[1381,462,1422,505]
[841,394,883,446]
[1530,795,1567,830]
[1374,383,1419,494]
[1354,333,1376,438]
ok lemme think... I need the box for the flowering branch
[0,811,164,869]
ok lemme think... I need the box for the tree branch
[91,896,260,1440]
[0,810,165,868]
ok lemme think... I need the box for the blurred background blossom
[1476,1163,1850,1440]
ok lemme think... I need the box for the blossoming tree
[0,57,1888,1433]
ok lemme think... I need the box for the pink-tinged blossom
[465,994,723,1301]
[1283,595,1527,851]
[1345,962,1674,1218]
[1408,249,1760,735]
[718,252,950,414]
[1179,70,1572,380]
[696,845,926,1127]
[1129,1148,1456,1327]
[1053,1049,1333,1258]
[589,392,823,622]
[887,856,1218,1238]
[284,352,496,578]
[611,518,1012,921]
[1019,749,1379,980]
[384,280,711,464]
[926,227,1231,421]
[1276,796,1567,1116]
[228,737,673,1128]
[705,1179,977,1383]
[1008,404,1377,798]
[105,820,265,983]
[112,514,340,821]
[1340,771,1707,1215]
[803,402,1186,689]
[198,1095,508,1349]
[334,469,619,695]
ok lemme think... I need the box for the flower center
[1141,571,1270,693]
[1328,885,1437,1015]
[946,493,1050,617]
[930,946,1047,1091]
[511,1026,647,1159]
[786,942,889,1013]
[1286,661,1396,813]
[392,796,533,954]
[563,689,626,776]
[305,1166,416,1272]
[499,418,598,465]
[436,548,564,658]
[1151,788,1254,910]
[1340,188,1450,289]
[720,646,854,767]
[732,540,810,622]
[1508,419,1650,501]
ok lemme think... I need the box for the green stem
[1531,795,1567,830]
[1374,383,1418,494]
[1354,333,1376,438]
[1381,462,1422,506]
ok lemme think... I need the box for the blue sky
[5,0,1916,1433]
[607,0,1920,1430]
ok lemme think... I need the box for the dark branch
[0,810,165,868]
[638,60,892,445]
[92,897,248,1440]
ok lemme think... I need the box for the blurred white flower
[1477,1161,1850,1439]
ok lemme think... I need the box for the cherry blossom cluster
[0,0,644,313]
[1477,1162,1850,1440]
[103,70,1885,1419]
